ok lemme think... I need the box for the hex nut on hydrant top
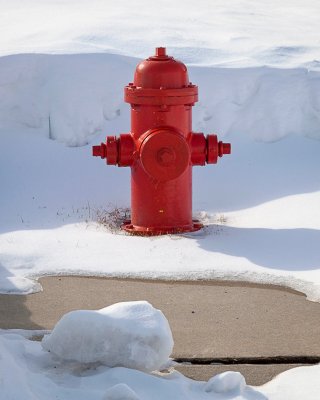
[92,47,231,235]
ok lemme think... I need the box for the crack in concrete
[174,356,320,365]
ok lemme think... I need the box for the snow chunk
[205,371,246,394]
[103,384,140,400]
[42,301,173,372]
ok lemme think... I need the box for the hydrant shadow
[195,225,320,271]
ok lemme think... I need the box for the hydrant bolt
[92,47,231,235]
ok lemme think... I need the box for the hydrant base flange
[122,220,203,236]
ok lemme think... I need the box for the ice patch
[42,301,173,372]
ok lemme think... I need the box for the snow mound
[205,371,246,394]
[41,301,173,372]
[103,384,140,400]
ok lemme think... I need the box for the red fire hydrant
[93,47,231,235]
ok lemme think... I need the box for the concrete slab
[1,276,320,360]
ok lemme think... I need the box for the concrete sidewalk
[1,276,320,385]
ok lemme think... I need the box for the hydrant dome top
[134,47,189,89]
[124,48,198,105]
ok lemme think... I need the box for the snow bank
[42,301,173,372]
[0,54,320,148]
[0,53,133,147]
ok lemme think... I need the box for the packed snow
[1,0,320,399]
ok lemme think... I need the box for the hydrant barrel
[92,47,231,235]
[124,48,198,234]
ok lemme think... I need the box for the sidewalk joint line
[174,356,320,365]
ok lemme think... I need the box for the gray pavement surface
[1,276,320,385]
[174,364,309,386]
